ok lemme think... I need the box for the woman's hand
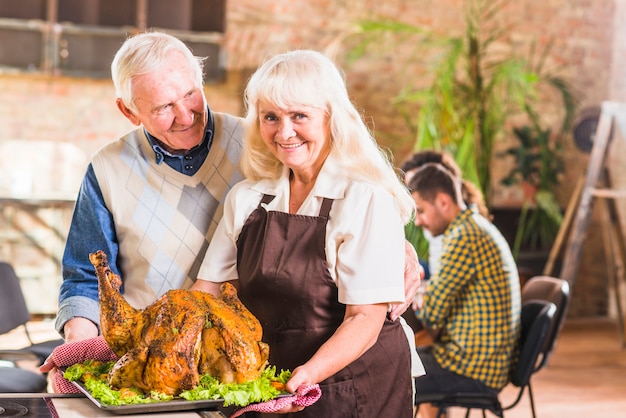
[286,303,386,391]
[285,365,316,394]
[389,240,423,320]
[190,279,227,297]
[272,369,317,414]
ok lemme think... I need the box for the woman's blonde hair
[242,49,414,222]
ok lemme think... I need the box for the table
[0,393,228,417]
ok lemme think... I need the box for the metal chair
[414,300,557,418]
[0,366,48,393]
[0,262,64,362]
[521,275,570,371]
[0,261,63,392]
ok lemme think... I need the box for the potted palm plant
[344,0,577,205]
[397,0,577,204]
[340,0,577,279]
[500,124,564,260]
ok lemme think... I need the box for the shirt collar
[310,156,349,199]
[446,206,478,234]
[146,107,214,164]
[252,154,348,200]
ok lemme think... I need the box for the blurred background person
[401,149,489,280]
[408,162,521,418]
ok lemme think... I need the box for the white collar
[251,154,348,200]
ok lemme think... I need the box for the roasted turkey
[89,250,269,396]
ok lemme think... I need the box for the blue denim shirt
[55,109,215,335]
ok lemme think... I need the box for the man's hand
[39,317,99,392]
[63,317,99,343]
[389,241,423,320]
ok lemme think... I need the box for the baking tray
[73,380,289,415]
[72,380,225,414]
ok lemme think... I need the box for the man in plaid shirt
[409,162,521,418]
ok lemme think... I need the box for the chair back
[0,262,64,366]
[0,262,31,335]
[521,276,570,369]
[511,300,556,388]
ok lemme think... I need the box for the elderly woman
[192,50,415,417]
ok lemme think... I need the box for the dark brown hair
[408,163,464,205]
[401,150,490,219]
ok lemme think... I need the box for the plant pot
[521,181,538,204]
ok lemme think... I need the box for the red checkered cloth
[46,336,118,393]
[229,384,322,418]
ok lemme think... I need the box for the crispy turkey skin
[90,250,269,396]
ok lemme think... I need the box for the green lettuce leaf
[64,361,290,407]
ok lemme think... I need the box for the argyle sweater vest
[92,112,244,309]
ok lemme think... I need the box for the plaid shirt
[417,208,521,389]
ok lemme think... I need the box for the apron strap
[259,194,332,217]
[259,194,275,207]
[319,198,333,218]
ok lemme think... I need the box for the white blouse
[198,157,407,306]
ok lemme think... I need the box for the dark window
[0,0,225,80]
[0,27,43,71]
[97,0,137,27]
[191,0,225,32]
[0,1,47,20]
[58,30,127,78]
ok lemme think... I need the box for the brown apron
[236,194,413,417]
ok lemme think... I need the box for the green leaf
[65,361,290,408]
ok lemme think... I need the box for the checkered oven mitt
[230,384,322,418]
[46,336,118,393]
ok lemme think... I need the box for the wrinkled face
[412,191,449,237]
[258,100,331,176]
[126,50,207,152]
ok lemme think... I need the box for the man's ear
[434,191,451,210]
[435,191,456,217]
[116,98,141,126]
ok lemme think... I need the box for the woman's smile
[279,142,304,149]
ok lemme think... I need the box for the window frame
[0,0,225,81]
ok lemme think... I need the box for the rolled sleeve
[56,164,120,334]
[55,296,101,337]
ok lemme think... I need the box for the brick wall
[0,0,623,317]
